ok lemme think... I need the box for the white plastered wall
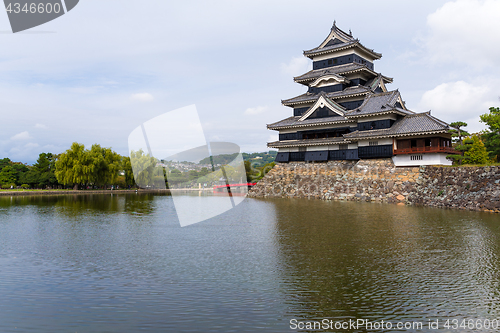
[306,146,328,151]
[358,138,393,147]
[277,147,300,152]
[392,153,452,167]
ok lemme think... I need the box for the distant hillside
[243,151,277,167]
[199,151,276,167]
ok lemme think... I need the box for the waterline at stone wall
[247,159,500,213]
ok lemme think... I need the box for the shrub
[463,135,489,165]
[21,184,30,189]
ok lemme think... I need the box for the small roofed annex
[268,21,455,167]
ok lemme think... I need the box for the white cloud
[24,143,39,148]
[10,131,31,141]
[35,123,47,129]
[42,144,63,152]
[4,0,498,161]
[245,106,268,116]
[424,0,500,67]
[130,93,154,102]
[418,80,497,132]
[280,56,310,77]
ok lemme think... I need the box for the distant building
[268,22,455,166]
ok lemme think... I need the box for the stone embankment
[247,159,500,213]
[408,165,500,212]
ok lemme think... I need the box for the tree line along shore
[0,143,277,191]
[1,107,498,193]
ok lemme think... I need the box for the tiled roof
[294,63,369,82]
[365,75,393,91]
[330,22,356,42]
[303,23,382,59]
[322,92,346,114]
[301,22,356,58]
[267,115,355,130]
[345,91,400,116]
[304,40,382,60]
[297,92,346,120]
[282,86,371,105]
[344,112,450,140]
[304,40,359,56]
[268,136,349,148]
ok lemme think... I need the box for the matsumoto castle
[268,22,455,166]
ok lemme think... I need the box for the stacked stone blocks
[248,159,500,213]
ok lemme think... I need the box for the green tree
[480,107,500,162]
[0,161,29,186]
[449,121,469,145]
[0,165,16,186]
[88,144,121,187]
[244,160,260,182]
[199,167,209,177]
[26,153,58,188]
[121,156,136,187]
[0,158,11,170]
[462,135,489,165]
[129,149,162,188]
[256,162,275,181]
[56,143,124,189]
[55,142,93,189]
[187,170,199,181]
[167,169,188,187]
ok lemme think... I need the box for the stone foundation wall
[248,158,420,203]
[247,159,500,213]
[408,165,500,212]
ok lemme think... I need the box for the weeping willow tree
[55,142,92,189]
[129,149,165,189]
[55,142,123,189]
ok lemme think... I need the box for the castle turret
[268,21,455,166]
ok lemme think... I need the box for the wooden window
[397,140,410,149]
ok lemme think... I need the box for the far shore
[0,188,213,197]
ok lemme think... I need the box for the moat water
[0,193,499,332]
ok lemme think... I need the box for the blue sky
[1,0,499,164]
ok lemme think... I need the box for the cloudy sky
[0,0,499,163]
